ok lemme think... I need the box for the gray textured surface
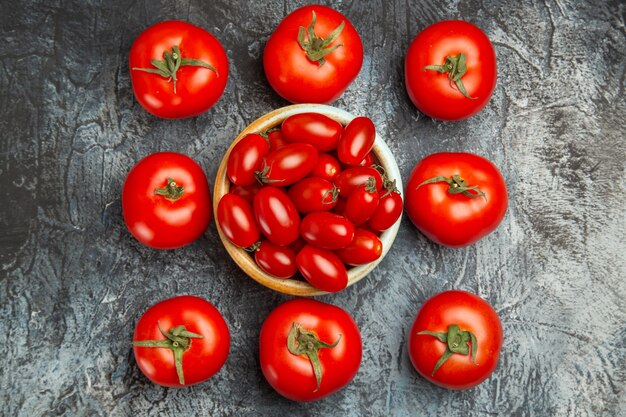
[1,0,625,416]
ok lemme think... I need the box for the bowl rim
[213,103,403,296]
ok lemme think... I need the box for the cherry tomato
[335,229,382,266]
[296,245,348,292]
[130,21,228,119]
[259,299,362,401]
[309,153,342,182]
[227,134,269,186]
[229,182,263,204]
[254,187,300,246]
[337,117,376,166]
[369,190,403,232]
[268,130,288,151]
[133,295,229,387]
[256,143,319,186]
[334,166,383,197]
[405,152,507,247]
[357,152,375,167]
[408,290,503,389]
[343,179,379,225]
[217,194,260,248]
[288,178,338,214]
[263,5,363,103]
[281,113,343,152]
[300,212,355,250]
[405,20,496,121]
[254,241,297,279]
[122,152,211,249]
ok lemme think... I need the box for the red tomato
[254,187,300,246]
[227,134,269,186]
[281,113,343,152]
[122,152,211,249]
[217,194,260,248]
[256,143,319,186]
[133,295,230,387]
[296,245,348,293]
[263,5,363,103]
[309,153,342,182]
[337,117,376,166]
[408,290,503,389]
[369,190,403,232]
[268,130,288,151]
[357,152,375,167]
[334,166,383,197]
[300,212,355,250]
[259,299,362,401]
[229,182,263,204]
[343,179,379,225]
[335,229,382,266]
[130,21,228,119]
[288,178,338,214]
[405,20,496,121]
[405,152,507,247]
[254,241,297,279]
[332,197,348,216]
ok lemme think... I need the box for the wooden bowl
[213,104,403,296]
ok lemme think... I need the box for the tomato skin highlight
[335,229,382,266]
[217,194,260,248]
[300,212,355,250]
[368,191,403,232]
[263,5,363,104]
[254,241,297,278]
[133,295,230,387]
[129,20,228,119]
[258,143,319,186]
[405,152,507,247]
[309,153,342,182]
[408,290,503,390]
[296,245,348,292]
[259,299,362,401]
[405,20,496,121]
[281,113,343,152]
[334,166,383,197]
[254,187,301,246]
[227,134,269,186]
[337,117,376,166]
[122,152,212,249]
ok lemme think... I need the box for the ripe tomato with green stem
[133,295,230,387]
[122,152,211,249]
[259,299,362,401]
[408,290,503,390]
[130,20,228,119]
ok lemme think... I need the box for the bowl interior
[213,104,403,296]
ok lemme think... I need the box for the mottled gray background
[1,0,625,416]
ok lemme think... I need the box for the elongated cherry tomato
[358,152,375,167]
[369,190,403,232]
[268,130,288,151]
[217,194,260,248]
[230,182,263,204]
[309,153,342,182]
[334,166,383,197]
[337,117,376,166]
[254,241,297,278]
[254,187,300,246]
[335,229,382,265]
[288,178,338,214]
[281,113,343,152]
[227,134,269,186]
[256,143,318,186]
[296,245,348,292]
[300,212,354,250]
[343,178,379,225]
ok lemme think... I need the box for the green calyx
[133,322,203,385]
[297,11,345,66]
[417,174,487,201]
[287,322,342,392]
[132,45,218,94]
[418,324,478,376]
[423,53,476,100]
[322,184,340,205]
[154,177,184,201]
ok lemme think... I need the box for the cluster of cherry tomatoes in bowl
[214,104,403,295]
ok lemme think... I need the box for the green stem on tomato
[417,324,478,376]
[297,11,345,66]
[416,174,487,201]
[154,177,185,200]
[423,53,477,100]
